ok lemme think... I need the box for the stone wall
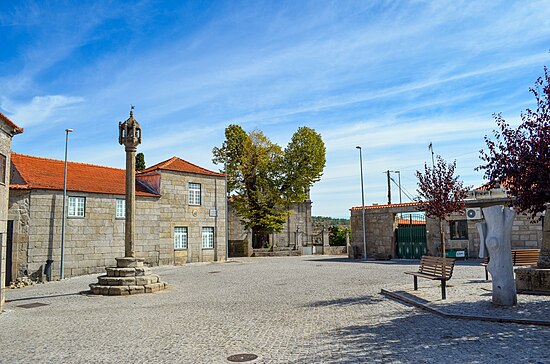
[0,128,14,310]
[227,200,312,257]
[350,201,543,260]
[8,189,160,280]
[7,169,227,282]
[157,170,226,264]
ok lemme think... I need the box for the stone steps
[89,257,167,296]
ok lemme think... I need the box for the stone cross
[477,205,517,306]
[118,110,142,258]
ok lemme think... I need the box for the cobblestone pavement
[1,256,549,363]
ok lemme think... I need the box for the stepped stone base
[515,267,550,295]
[89,257,167,296]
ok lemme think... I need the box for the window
[202,227,214,249]
[450,220,468,240]
[68,196,85,217]
[188,182,201,205]
[174,227,188,250]
[0,153,6,184]
[116,199,125,218]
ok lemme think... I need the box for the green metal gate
[396,213,427,259]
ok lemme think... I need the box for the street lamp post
[356,146,367,260]
[60,128,73,280]
[224,157,229,261]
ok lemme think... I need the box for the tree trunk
[439,219,446,258]
[478,205,517,306]
[538,204,550,269]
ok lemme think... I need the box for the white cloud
[1,95,84,127]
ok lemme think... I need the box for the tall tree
[416,156,470,257]
[213,124,326,245]
[281,126,326,205]
[478,66,550,268]
[136,152,146,171]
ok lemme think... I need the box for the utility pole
[396,171,402,204]
[385,170,391,205]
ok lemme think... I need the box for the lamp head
[66,129,73,133]
[356,146,361,149]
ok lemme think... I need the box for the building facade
[0,113,23,312]
[350,188,543,260]
[227,199,313,257]
[8,154,226,282]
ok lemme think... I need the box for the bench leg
[441,280,446,300]
[413,276,418,290]
[485,267,488,281]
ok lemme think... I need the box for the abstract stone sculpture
[477,205,517,306]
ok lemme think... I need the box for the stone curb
[380,289,550,327]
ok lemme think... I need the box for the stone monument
[477,205,517,306]
[90,109,166,295]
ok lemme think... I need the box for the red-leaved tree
[478,66,550,268]
[416,156,470,257]
[478,66,550,221]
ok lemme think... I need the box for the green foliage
[213,125,326,234]
[136,152,146,171]
[281,127,326,204]
[329,226,349,246]
[312,216,350,228]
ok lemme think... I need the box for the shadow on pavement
[285,310,549,363]
[304,295,383,308]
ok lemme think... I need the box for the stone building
[7,153,226,282]
[350,187,543,260]
[0,113,23,312]
[228,199,313,257]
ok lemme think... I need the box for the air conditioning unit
[466,207,482,220]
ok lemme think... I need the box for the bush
[329,226,348,246]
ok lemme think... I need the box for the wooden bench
[405,256,456,300]
[481,248,540,280]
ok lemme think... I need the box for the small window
[0,153,6,184]
[68,196,85,218]
[116,199,125,219]
[202,227,214,249]
[174,227,188,250]
[189,182,201,205]
[450,220,468,240]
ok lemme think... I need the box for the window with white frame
[188,182,201,205]
[116,199,125,218]
[68,196,85,217]
[174,227,188,250]
[202,227,214,249]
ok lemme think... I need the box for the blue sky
[1,1,550,218]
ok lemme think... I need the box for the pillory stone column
[119,109,140,258]
[90,109,166,295]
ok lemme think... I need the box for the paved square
[1,256,549,363]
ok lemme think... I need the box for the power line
[389,176,415,201]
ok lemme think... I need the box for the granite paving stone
[0,256,548,363]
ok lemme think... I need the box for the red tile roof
[0,112,24,134]
[139,156,224,177]
[10,153,158,197]
[396,218,425,225]
[350,201,420,210]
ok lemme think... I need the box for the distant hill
[312,216,350,229]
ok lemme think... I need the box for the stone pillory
[90,110,167,295]
[119,110,141,258]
